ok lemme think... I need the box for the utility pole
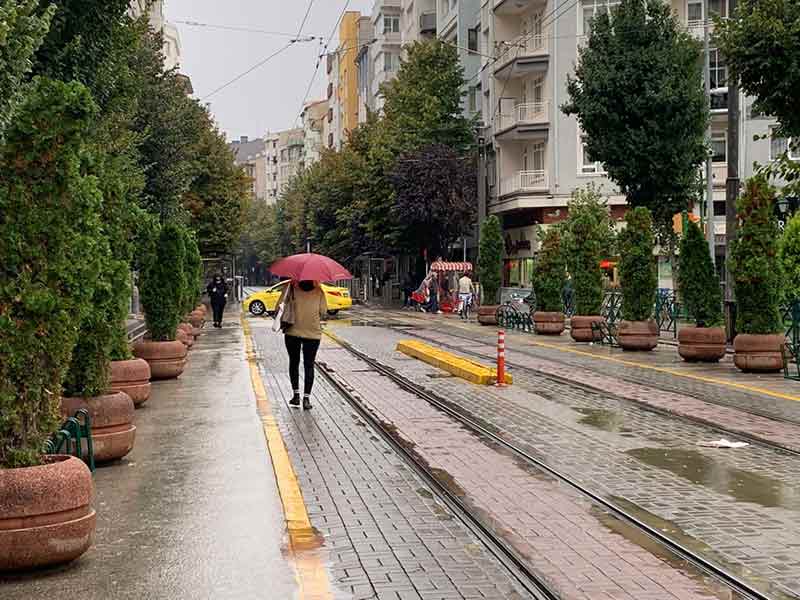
[724,0,740,341]
[703,2,715,261]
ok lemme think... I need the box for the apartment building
[265,132,280,202]
[230,136,268,204]
[438,0,482,118]
[301,100,329,165]
[128,0,182,71]
[401,0,439,43]
[357,17,376,123]
[479,0,782,290]
[369,0,403,114]
[276,128,306,194]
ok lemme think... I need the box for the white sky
[166,0,374,140]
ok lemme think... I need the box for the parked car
[243,280,353,316]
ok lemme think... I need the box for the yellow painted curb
[241,316,333,599]
[396,339,512,385]
[529,339,800,403]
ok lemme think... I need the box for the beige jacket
[283,285,327,340]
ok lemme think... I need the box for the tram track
[351,313,800,455]
[320,329,781,600]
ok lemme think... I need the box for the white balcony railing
[496,31,549,61]
[501,170,549,196]
[498,101,549,131]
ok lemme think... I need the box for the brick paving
[331,324,800,599]
[251,326,536,600]
[315,339,737,600]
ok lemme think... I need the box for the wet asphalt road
[1,319,298,600]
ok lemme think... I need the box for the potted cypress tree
[533,229,567,335]
[779,211,800,306]
[477,215,504,325]
[0,78,99,570]
[617,207,658,351]
[562,187,615,342]
[133,221,189,380]
[676,220,725,361]
[731,176,785,372]
[178,228,203,342]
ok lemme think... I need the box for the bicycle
[458,293,474,320]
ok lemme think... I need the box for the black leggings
[211,301,225,324]
[284,335,321,395]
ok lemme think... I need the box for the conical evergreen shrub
[779,212,800,305]
[677,220,723,327]
[478,215,503,304]
[618,207,657,322]
[731,176,783,335]
[534,229,567,312]
[139,221,186,342]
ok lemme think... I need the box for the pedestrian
[426,273,441,314]
[206,274,228,328]
[458,271,476,320]
[402,273,415,308]
[279,280,327,410]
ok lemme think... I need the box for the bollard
[496,329,506,387]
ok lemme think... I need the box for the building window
[580,135,604,174]
[770,126,800,161]
[468,28,479,53]
[687,0,703,26]
[581,0,621,35]
[384,52,400,72]
[709,48,726,89]
[468,87,477,113]
[711,131,726,163]
[384,15,400,34]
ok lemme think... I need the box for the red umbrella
[269,253,352,282]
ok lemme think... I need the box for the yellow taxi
[243,280,353,317]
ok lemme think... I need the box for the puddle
[574,407,628,432]
[627,447,797,509]
[599,496,796,600]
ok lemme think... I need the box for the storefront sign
[503,226,537,258]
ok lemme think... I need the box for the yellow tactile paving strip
[241,316,333,600]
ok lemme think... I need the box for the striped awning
[430,261,473,272]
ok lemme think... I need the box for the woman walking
[206,274,228,328]
[280,280,327,410]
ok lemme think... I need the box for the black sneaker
[302,397,312,410]
[289,395,300,407]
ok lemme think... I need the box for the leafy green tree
[561,185,615,315]
[732,176,783,334]
[381,40,475,153]
[780,213,800,304]
[0,78,103,467]
[563,0,707,237]
[478,216,504,304]
[677,220,723,327]
[618,207,657,321]
[389,145,477,258]
[534,229,567,312]
[0,0,53,133]
[182,226,203,314]
[139,221,186,341]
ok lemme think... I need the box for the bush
[183,228,203,314]
[618,207,657,322]
[561,186,615,315]
[478,215,504,304]
[731,176,783,334]
[780,212,800,305]
[677,220,723,327]
[0,79,102,468]
[139,221,186,341]
[534,229,567,312]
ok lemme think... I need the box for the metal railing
[783,300,800,381]
[500,169,549,196]
[44,409,95,472]
[499,101,549,131]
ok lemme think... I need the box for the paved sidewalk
[249,317,537,600]
[2,320,298,600]
[331,323,800,599]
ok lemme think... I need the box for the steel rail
[325,331,775,600]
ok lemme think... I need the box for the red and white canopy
[430,261,473,272]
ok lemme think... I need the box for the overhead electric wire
[201,42,297,101]
[295,0,316,39]
[173,20,323,40]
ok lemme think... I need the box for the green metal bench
[44,409,95,472]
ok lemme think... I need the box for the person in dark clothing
[402,274,415,308]
[206,274,228,328]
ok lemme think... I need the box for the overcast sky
[166,0,374,141]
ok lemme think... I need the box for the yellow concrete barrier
[396,340,512,385]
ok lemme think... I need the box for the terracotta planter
[61,392,136,463]
[534,311,565,335]
[195,304,207,316]
[733,334,785,373]
[571,315,604,342]
[678,326,726,362]
[178,322,201,340]
[108,359,152,407]
[133,340,188,380]
[477,305,499,326]
[0,455,95,571]
[618,319,658,351]
[188,310,205,329]
[176,327,194,349]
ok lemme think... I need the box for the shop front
[501,225,538,307]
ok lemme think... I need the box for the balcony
[496,101,550,140]
[501,170,549,196]
[494,34,549,79]
[419,11,436,34]
[494,0,546,16]
[711,163,727,187]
